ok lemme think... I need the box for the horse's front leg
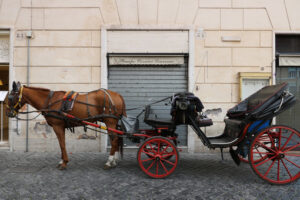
[53,125,69,170]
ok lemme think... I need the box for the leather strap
[86,93,92,117]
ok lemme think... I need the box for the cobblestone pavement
[0,151,299,200]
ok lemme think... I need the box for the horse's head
[6,81,25,118]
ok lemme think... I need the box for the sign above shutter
[279,55,300,66]
[109,55,185,65]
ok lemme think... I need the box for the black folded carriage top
[227,82,296,121]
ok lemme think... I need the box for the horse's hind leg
[103,120,120,169]
[104,134,120,169]
[53,125,69,170]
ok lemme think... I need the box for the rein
[126,96,172,111]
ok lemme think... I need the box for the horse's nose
[5,109,14,118]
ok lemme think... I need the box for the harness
[40,89,119,131]
[7,86,24,116]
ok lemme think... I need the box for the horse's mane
[24,85,65,93]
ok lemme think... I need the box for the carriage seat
[144,118,174,128]
[144,105,174,128]
[197,115,213,127]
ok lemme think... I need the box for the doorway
[107,54,188,147]
[275,34,300,131]
[0,65,9,144]
[0,31,9,146]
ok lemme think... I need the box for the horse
[6,81,126,170]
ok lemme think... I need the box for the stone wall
[0,0,299,152]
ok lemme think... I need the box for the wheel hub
[276,152,285,159]
[155,154,161,161]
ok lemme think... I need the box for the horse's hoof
[103,164,113,170]
[58,165,67,170]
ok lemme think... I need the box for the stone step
[0,142,9,151]
[0,146,9,151]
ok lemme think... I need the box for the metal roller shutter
[108,63,188,146]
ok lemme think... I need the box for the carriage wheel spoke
[284,153,300,157]
[141,157,155,162]
[156,160,159,175]
[284,157,300,168]
[254,155,277,168]
[268,132,278,151]
[157,141,160,154]
[254,146,265,159]
[264,159,276,178]
[146,160,156,171]
[256,141,276,153]
[162,152,175,158]
[160,144,170,155]
[162,158,175,166]
[148,143,156,154]
[160,160,168,173]
[281,132,294,151]
[278,128,282,150]
[142,150,155,157]
[281,159,293,179]
[277,160,280,181]
[283,143,300,153]
[253,152,273,155]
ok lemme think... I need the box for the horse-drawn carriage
[6,82,300,185]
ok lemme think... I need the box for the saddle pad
[61,91,78,112]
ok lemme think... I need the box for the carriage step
[208,136,238,148]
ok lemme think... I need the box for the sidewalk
[0,151,299,200]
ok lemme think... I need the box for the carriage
[67,82,299,184]
[6,82,300,185]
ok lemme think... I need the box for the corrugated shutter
[108,63,188,146]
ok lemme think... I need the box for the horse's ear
[12,81,17,91]
[17,81,21,90]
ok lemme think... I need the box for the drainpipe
[25,31,32,152]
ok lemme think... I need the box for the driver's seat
[144,105,174,128]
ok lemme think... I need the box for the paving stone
[0,151,299,200]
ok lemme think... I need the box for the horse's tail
[120,95,127,117]
[119,94,126,159]
[118,136,123,159]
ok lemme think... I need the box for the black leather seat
[144,118,174,128]
[144,105,174,128]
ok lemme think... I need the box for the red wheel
[249,125,300,184]
[137,136,179,178]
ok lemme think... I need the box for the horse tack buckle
[61,91,78,112]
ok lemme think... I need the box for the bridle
[7,86,24,117]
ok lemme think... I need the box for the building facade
[0,0,299,153]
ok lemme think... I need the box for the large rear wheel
[249,125,300,184]
[137,136,179,178]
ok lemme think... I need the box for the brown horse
[6,81,126,170]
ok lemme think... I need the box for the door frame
[100,26,195,153]
[0,26,15,150]
[273,31,300,84]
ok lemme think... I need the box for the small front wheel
[249,125,300,184]
[137,136,179,178]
